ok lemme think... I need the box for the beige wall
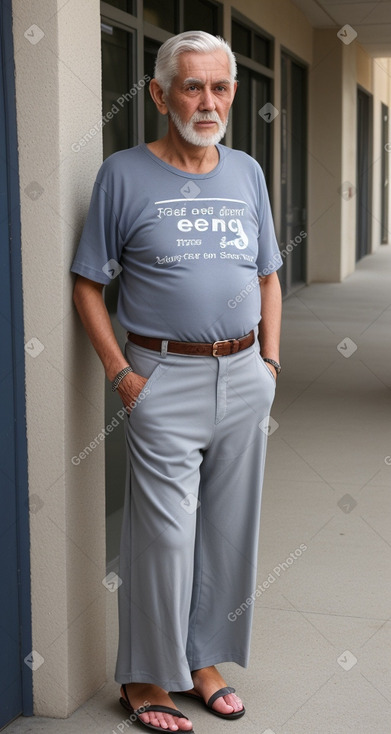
[12,0,106,717]
[340,42,358,279]
[308,30,344,281]
[356,43,372,92]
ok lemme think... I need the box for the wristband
[112,365,133,392]
[263,357,282,375]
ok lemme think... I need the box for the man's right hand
[117,371,148,413]
[73,276,149,414]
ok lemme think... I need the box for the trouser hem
[115,671,194,692]
[187,654,248,671]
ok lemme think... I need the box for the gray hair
[154,31,237,95]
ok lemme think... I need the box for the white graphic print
[219,219,249,250]
[154,197,252,265]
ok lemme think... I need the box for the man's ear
[149,79,168,115]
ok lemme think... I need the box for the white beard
[167,107,228,147]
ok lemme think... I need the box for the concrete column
[12,0,107,717]
[308,29,344,282]
[340,41,357,278]
[308,29,358,282]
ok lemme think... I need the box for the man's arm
[257,271,282,379]
[73,274,147,408]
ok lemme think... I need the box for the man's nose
[199,87,215,110]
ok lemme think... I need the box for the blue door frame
[0,0,33,726]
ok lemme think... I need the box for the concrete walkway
[7,246,391,733]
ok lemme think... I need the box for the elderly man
[72,30,282,732]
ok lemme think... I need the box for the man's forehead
[175,49,231,79]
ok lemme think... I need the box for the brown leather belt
[127,331,255,357]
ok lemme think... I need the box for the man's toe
[142,711,193,731]
[228,693,244,712]
[211,696,234,714]
[178,717,193,731]
[154,712,170,729]
[211,692,244,715]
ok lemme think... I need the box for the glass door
[381,103,389,244]
[356,88,372,261]
[232,64,272,188]
[280,52,307,295]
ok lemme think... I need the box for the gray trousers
[115,333,276,691]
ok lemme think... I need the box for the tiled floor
[6,246,391,733]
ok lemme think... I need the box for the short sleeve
[255,167,283,276]
[71,180,124,285]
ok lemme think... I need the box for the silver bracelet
[111,365,133,392]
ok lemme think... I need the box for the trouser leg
[186,344,276,669]
[115,343,217,691]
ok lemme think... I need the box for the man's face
[165,50,237,147]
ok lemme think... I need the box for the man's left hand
[264,362,277,381]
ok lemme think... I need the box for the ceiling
[291,0,391,56]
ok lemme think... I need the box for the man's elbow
[73,275,103,306]
[73,275,84,310]
[259,271,281,288]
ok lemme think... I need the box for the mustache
[190,111,222,123]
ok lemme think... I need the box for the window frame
[101,1,145,143]
[231,8,274,77]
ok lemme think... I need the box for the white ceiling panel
[289,0,336,24]
[292,0,391,55]
[325,2,391,24]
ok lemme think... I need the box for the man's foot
[121,683,193,731]
[186,666,244,716]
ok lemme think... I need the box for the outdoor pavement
[6,245,391,733]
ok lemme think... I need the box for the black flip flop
[173,686,245,720]
[119,686,195,732]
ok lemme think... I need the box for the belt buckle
[212,339,238,357]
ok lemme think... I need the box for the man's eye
[215,86,227,92]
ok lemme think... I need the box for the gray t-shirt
[71,143,282,342]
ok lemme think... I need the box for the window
[101,23,137,158]
[184,0,220,35]
[142,0,222,143]
[231,14,274,192]
[232,20,251,57]
[232,18,271,68]
[104,0,136,14]
[144,0,176,33]
[143,0,220,34]
[144,37,168,143]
